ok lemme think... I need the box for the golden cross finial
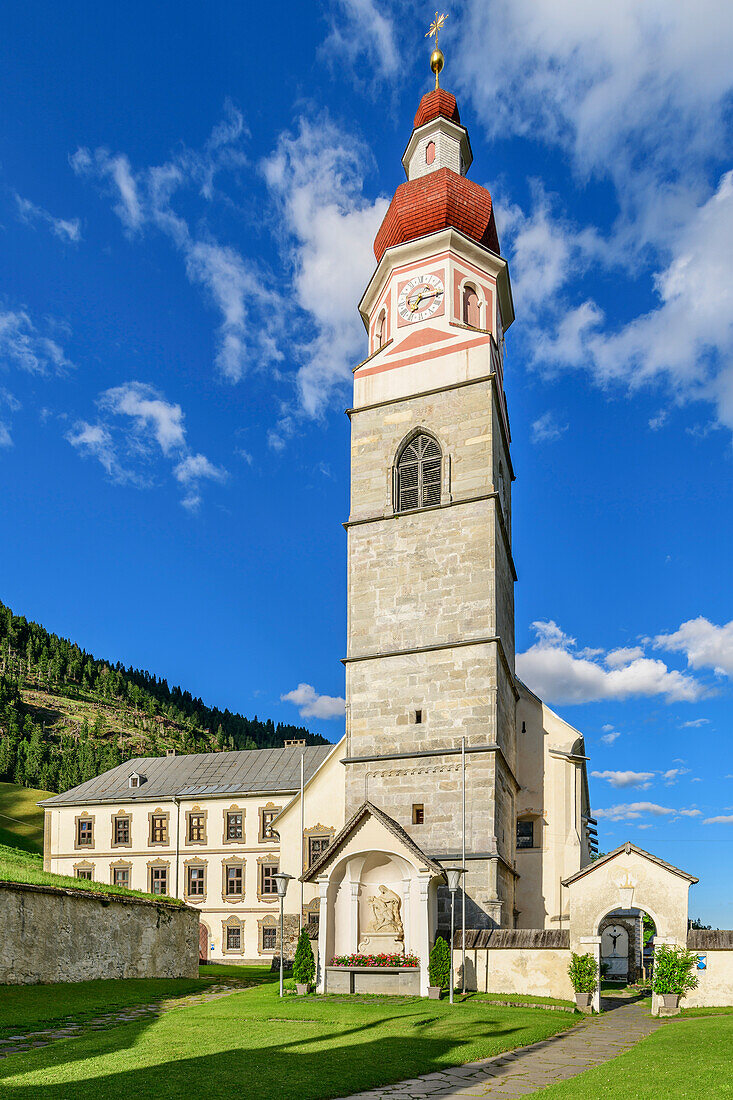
[425,12,448,89]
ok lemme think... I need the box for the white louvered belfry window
[396,433,442,512]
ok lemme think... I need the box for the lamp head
[444,867,465,892]
[273,872,294,898]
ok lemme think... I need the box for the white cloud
[680,718,710,728]
[281,682,345,720]
[531,410,568,444]
[0,423,13,448]
[67,381,226,508]
[262,114,388,419]
[601,731,621,746]
[591,770,654,790]
[15,194,81,242]
[322,0,401,83]
[595,802,676,822]
[663,767,690,785]
[516,619,705,705]
[0,309,72,375]
[602,724,614,732]
[704,815,733,824]
[605,647,646,668]
[678,808,702,817]
[655,617,733,678]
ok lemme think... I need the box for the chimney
[166,748,176,757]
[284,739,306,747]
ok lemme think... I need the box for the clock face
[397,273,445,323]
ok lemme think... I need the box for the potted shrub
[428,936,451,999]
[651,944,698,1010]
[568,952,598,1010]
[292,927,316,995]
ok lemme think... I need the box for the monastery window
[425,140,436,165]
[187,811,206,844]
[75,866,93,880]
[112,815,130,847]
[463,284,481,328]
[149,812,169,846]
[187,865,206,898]
[76,817,94,848]
[128,774,141,789]
[149,864,169,895]
[412,804,425,825]
[262,926,277,951]
[225,864,244,897]
[259,805,281,842]
[375,308,387,350]
[414,709,423,724]
[226,811,243,841]
[260,862,279,897]
[308,835,330,867]
[226,924,242,952]
[395,432,442,512]
[516,820,535,849]
[112,865,130,888]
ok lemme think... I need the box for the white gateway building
[43,81,597,992]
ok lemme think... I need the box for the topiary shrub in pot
[568,952,598,1011]
[428,936,451,999]
[293,927,316,994]
[651,944,698,1011]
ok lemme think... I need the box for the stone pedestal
[358,931,404,955]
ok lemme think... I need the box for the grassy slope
[0,978,576,1099]
[532,1015,733,1099]
[0,782,49,853]
[0,843,181,904]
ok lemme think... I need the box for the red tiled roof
[413,89,461,129]
[374,167,500,261]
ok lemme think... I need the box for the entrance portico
[302,802,445,995]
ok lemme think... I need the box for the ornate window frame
[148,808,170,847]
[110,810,132,849]
[222,856,246,903]
[258,914,278,955]
[185,806,208,846]
[258,802,281,843]
[222,916,245,956]
[222,805,245,845]
[74,811,95,851]
[109,859,132,888]
[392,428,447,513]
[257,854,279,902]
[73,860,95,880]
[302,823,335,873]
[147,859,170,896]
[183,858,208,903]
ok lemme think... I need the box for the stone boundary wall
[685,931,733,1008]
[451,930,573,999]
[0,880,199,985]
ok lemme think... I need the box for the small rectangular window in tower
[516,820,534,849]
[414,709,423,724]
[412,804,425,825]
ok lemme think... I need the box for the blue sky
[1,1,732,924]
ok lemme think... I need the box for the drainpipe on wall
[174,796,181,898]
[461,735,466,993]
[300,752,305,930]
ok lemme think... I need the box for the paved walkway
[0,981,246,1060]
[339,997,665,1099]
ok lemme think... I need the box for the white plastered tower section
[343,86,518,930]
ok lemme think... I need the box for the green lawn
[532,1015,733,1098]
[0,975,577,1099]
[0,843,182,904]
[471,991,575,1009]
[0,783,50,853]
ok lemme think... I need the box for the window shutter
[395,433,442,512]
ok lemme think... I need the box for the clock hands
[407,287,442,313]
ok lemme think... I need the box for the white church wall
[454,946,574,1000]
[685,950,733,1007]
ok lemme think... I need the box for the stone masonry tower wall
[343,88,518,929]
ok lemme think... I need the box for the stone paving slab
[338,999,665,1100]
[0,981,246,1060]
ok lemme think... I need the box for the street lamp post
[273,872,294,998]
[444,867,465,1005]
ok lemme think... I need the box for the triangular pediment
[562,841,698,887]
[301,801,443,882]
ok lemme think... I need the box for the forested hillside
[0,599,325,794]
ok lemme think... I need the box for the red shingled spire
[413,89,460,129]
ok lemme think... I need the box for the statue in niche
[366,886,403,937]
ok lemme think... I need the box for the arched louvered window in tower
[463,285,481,328]
[396,433,442,512]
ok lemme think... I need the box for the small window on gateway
[412,804,425,825]
[414,709,423,724]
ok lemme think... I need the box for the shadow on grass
[0,996,542,1100]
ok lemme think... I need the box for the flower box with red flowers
[329,953,419,968]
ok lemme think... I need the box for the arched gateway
[562,842,698,1013]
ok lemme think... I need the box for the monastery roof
[413,89,461,128]
[373,168,500,262]
[561,841,698,886]
[40,744,334,806]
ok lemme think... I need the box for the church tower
[343,53,518,928]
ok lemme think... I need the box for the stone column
[316,875,329,994]
[401,876,411,953]
[350,881,360,953]
[417,874,431,997]
[580,936,602,1013]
